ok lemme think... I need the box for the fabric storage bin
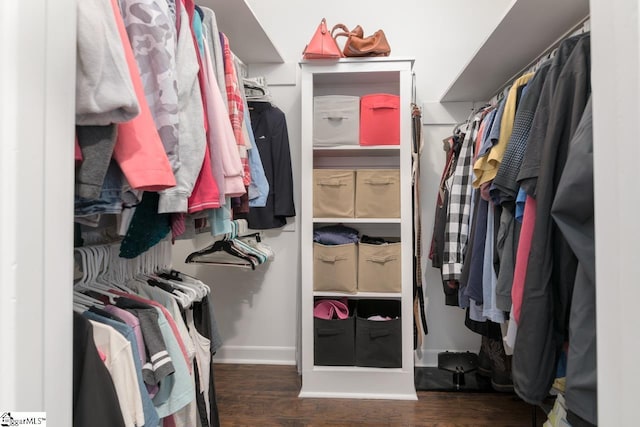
[314,300,356,366]
[355,169,400,218]
[313,169,355,218]
[357,242,401,292]
[313,95,360,146]
[313,242,357,293]
[359,94,400,146]
[355,300,402,368]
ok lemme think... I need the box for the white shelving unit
[299,58,417,400]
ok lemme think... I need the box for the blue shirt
[245,105,270,207]
[516,187,527,222]
[151,308,195,417]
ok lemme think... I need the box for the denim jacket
[244,106,269,207]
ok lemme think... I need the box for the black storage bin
[314,300,356,366]
[355,300,402,368]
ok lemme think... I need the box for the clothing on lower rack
[74,258,222,427]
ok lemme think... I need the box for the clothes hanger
[73,301,89,314]
[169,270,211,297]
[74,247,116,304]
[185,239,255,268]
[74,290,105,307]
[171,272,208,300]
[164,280,199,306]
[92,245,129,293]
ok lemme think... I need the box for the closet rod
[490,14,590,103]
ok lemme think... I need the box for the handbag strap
[320,17,329,34]
[331,23,352,40]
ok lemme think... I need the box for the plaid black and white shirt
[442,113,483,281]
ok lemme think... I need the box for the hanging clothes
[221,33,251,187]
[119,0,180,173]
[513,33,591,406]
[430,29,594,419]
[201,35,245,198]
[246,102,296,229]
[186,3,221,215]
[491,62,552,204]
[75,125,118,200]
[88,319,146,427]
[75,0,139,126]
[73,313,127,427]
[473,73,534,188]
[440,112,483,300]
[108,0,176,192]
[199,7,227,109]
[158,0,207,214]
[550,98,596,427]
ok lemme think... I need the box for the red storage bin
[359,94,400,146]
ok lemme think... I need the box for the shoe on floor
[487,337,514,392]
[477,336,492,377]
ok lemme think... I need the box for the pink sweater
[512,195,536,324]
[202,35,246,198]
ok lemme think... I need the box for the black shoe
[487,338,514,392]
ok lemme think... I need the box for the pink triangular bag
[303,18,343,59]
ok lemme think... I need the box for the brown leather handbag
[331,24,391,57]
[303,18,344,59]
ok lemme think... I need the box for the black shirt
[73,313,126,427]
[247,102,296,229]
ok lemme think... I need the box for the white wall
[172,0,513,366]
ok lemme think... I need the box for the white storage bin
[313,95,360,146]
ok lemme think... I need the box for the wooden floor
[214,364,544,427]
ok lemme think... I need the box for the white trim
[0,0,20,411]
[42,3,75,426]
[591,0,640,425]
[212,345,297,365]
[298,391,418,401]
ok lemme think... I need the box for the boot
[477,335,492,377]
[487,337,513,392]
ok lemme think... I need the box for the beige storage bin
[313,169,355,218]
[355,169,400,218]
[357,242,401,292]
[313,243,357,293]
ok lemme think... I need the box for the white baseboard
[212,346,475,368]
[298,391,418,401]
[213,345,296,365]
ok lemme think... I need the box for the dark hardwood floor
[214,364,544,427]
